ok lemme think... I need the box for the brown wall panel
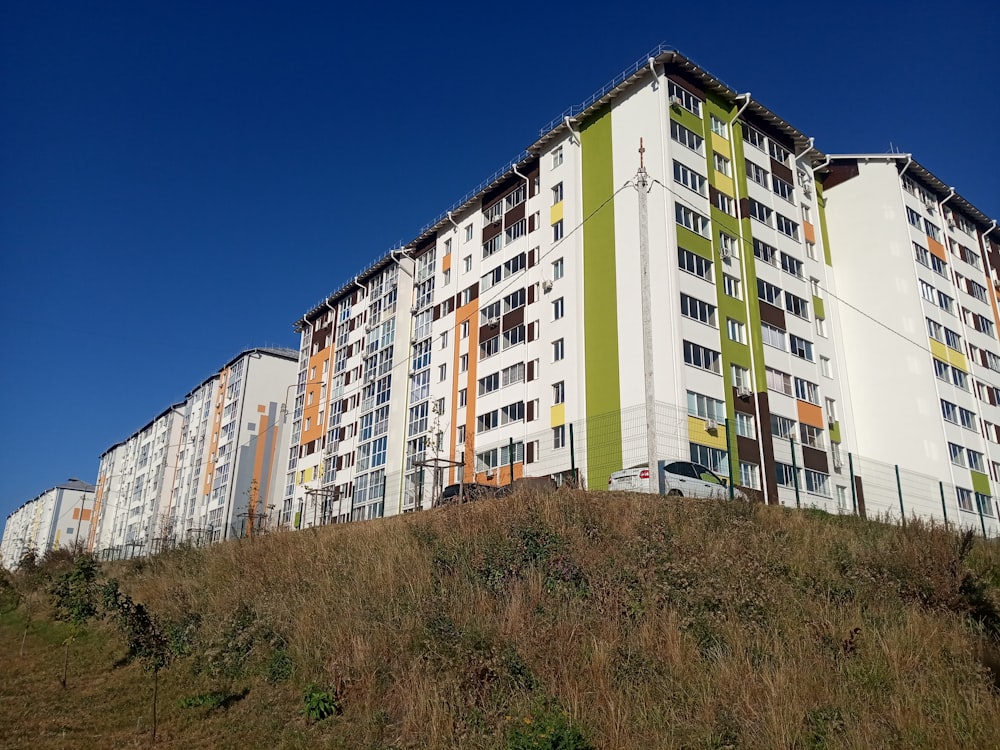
[822,162,859,191]
[771,160,794,184]
[802,446,829,473]
[503,307,524,330]
[736,435,758,461]
[759,301,786,330]
[505,201,525,225]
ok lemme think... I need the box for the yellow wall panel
[713,173,735,197]
[550,201,564,225]
[550,403,565,427]
[687,415,726,449]
[947,348,968,371]
[710,132,729,156]
[929,339,948,362]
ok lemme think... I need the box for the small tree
[49,554,101,689]
[102,580,183,743]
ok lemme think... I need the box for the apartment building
[822,155,1000,533]
[285,46,855,523]
[91,347,297,558]
[1,479,96,570]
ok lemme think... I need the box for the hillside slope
[2,491,1000,749]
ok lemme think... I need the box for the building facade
[1,479,96,570]
[283,47,857,526]
[90,348,298,558]
[822,155,1000,534]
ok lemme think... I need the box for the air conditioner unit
[487,317,500,328]
[948,221,957,231]
[827,415,836,427]
[801,184,813,198]
[705,418,718,431]
[737,386,752,398]
[541,279,553,293]
[720,246,733,259]
[925,201,936,213]
[410,305,419,315]
[833,456,844,470]
[669,95,683,108]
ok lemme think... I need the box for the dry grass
[2,491,1000,748]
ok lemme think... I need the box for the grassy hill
[2,491,1000,749]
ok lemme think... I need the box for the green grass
[2,491,999,748]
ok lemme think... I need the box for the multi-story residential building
[285,46,855,523]
[822,155,1000,534]
[1,479,96,570]
[91,347,298,558]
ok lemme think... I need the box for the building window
[746,160,769,186]
[735,413,755,439]
[679,247,713,281]
[805,469,830,496]
[683,341,721,374]
[789,334,814,361]
[739,461,760,489]
[956,487,974,512]
[668,80,702,116]
[714,192,735,216]
[553,298,565,320]
[680,293,717,326]
[714,152,731,176]
[710,114,727,137]
[458,388,467,407]
[553,425,566,449]
[949,442,965,466]
[723,274,742,299]
[459,353,468,373]
[463,255,472,272]
[552,145,564,168]
[687,391,725,421]
[727,318,746,344]
[553,220,564,242]
[675,204,710,237]
[465,224,473,242]
[669,120,704,154]
[775,462,798,488]
[552,381,566,405]
[553,338,565,361]
[731,365,751,389]
[674,160,707,196]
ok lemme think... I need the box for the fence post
[790,437,800,509]
[508,437,515,488]
[569,423,577,487]
[895,464,906,528]
[417,467,424,512]
[725,418,734,501]
[848,452,857,515]
[939,482,949,530]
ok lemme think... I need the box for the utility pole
[635,140,660,492]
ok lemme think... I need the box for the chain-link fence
[93,396,1000,557]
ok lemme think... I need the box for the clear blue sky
[2,0,998,520]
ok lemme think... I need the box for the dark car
[437,483,498,505]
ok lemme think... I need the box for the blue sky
[2,0,998,521]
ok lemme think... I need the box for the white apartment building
[285,47,855,524]
[91,347,298,558]
[822,155,1000,534]
[1,479,96,570]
